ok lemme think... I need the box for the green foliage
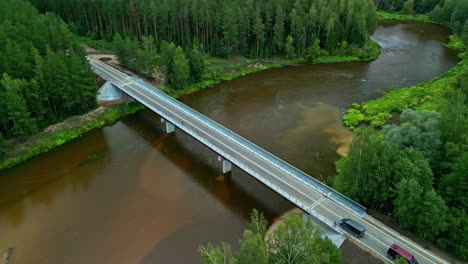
[171,47,191,90]
[31,0,378,60]
[376,10,433,23]
[199,243,235,264]
[0,103,144,171]
[248,209,268,237]
[382,109,441,160]
[0,134,7,161]
[159,41,177,77]
[113,34,138,68]
[306,38,323,61]
[401,0,415,14]
[334,128,398,209]
[237,230,268,264]
[76,36,114,52]
[199,212,341,264]
[343,50,468,129]
[439,89,468,154]
[0,0,97,141]
[113,34,156,78]
[335,107,466,258]
[439,152,468,209]
[0,73,38,139]
[392,148,434,190]
[268,215,341,264]
[437,208,468,259]
[285,35,296,58]
[394,178,448,240]
[189,44,206,82]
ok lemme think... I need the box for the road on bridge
[90,59,448,264]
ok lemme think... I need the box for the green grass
[343,51,467,130]
[377,10,434,23]
[0,103,144,171]
[342,13,467,130]
[447,35,466,51]
[76,35,114,52]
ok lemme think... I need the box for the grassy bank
[376,10,434,23]
[344,53,466,129]
[0,103,144,171]
[343,14,467,130]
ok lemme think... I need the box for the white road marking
[91,60,446,264]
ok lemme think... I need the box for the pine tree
[289,0,307,55]
[285,35,296,58]
[401,0,415,14]
[0,133,7,161]
[159,41,177,80]
[221,2,239,57]
[0,73,37,138]
[170,46,191,90]
[306,38,322,61]
[273,5,286,55]
[252,5,265,58]
[188,44,206,82]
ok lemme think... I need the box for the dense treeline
[0,0,97,151]
[199,210,342,264]
[376,0,468,37]
[334,73,468,259]
[29,0,377,58]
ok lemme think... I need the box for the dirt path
[82,44,166,89]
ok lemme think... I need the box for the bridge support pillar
[160,118,175,133]
[218,156,232,174]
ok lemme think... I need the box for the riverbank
[0,36,379,172]
[376,10,434,23]
[343,13,467,129]
[0,103,143,171]
[165,40,381,98]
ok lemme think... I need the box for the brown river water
[0,21,459,264]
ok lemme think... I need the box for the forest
[335,0,468,259]
[29,0,377,58]
[334,71,468,259]
[0,0,97,159]
[2,0,466,260]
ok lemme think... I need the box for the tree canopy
[29,0,377,58]
[0,0,97,145]
[334,77,468,260]
[199,210,342,264]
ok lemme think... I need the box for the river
[0,21,459,264]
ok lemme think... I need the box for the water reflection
[0,21,460,264]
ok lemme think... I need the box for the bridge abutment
[218,156,232,174]
[302,212,345,248]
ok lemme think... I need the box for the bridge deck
[90,59,448,264]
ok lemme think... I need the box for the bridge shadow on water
[120,109,295,262]
[121,109,295,219]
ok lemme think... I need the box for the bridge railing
[130,77,366,216]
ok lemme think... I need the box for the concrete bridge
[90,59,448,264]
